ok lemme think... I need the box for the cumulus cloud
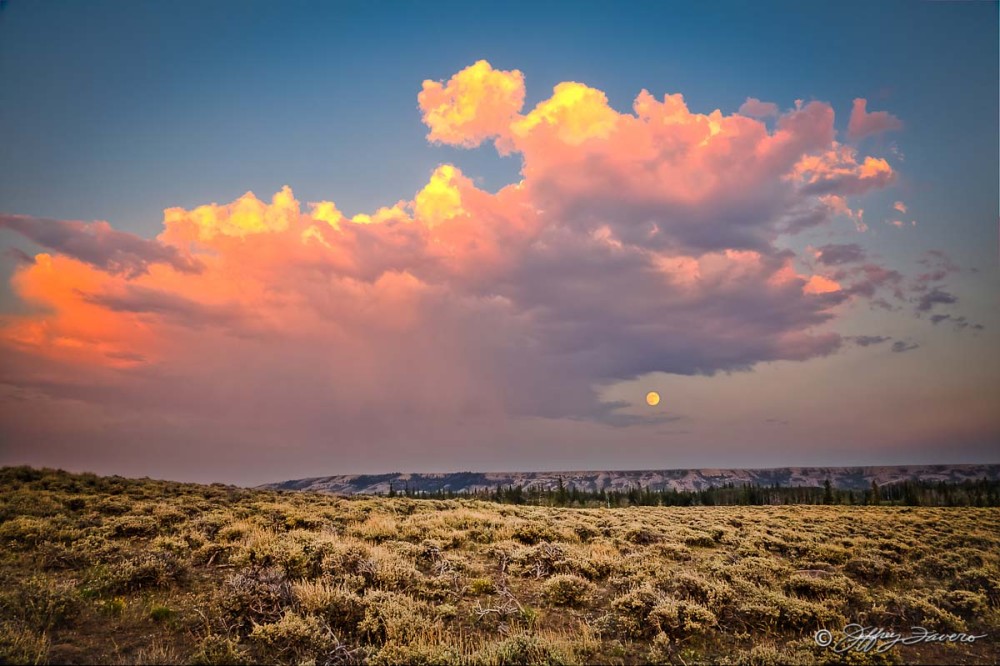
[0,61,914,474]
[847,98,903,141]
[418,60,526,150]
[0,214,202,278]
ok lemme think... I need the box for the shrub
[97,552,187,594]
[543,574,596,607]
[0,516,52,550]
[189,634,250,665]
[469,577,497,595]
[940,590,989,618]
[478,633,569,666]
[953,567,1000,607]
[218,566,292,629]
[648,598,717,637]
[357,590,433,646]
[844,556,894,583]
[363,546,421,591]
[604,585,661,638]
[623,527,661,545]
[248,611,336,664]
[34,541,85,571]
[510,522,557,545]
[884,593,966,632]
[103,597,127,616]
[370,641,457,666]
[350,513,399,543]
[663,572,733,610]
[0,621,50,665]
[511,542,572,579]
[0,575,81,630]
[109,515,158,538]
[784,573,863,602]
[149,605,175,622]
[291,579,366,637]
[683,533,717,548]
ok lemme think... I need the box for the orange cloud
[803,274,842,295]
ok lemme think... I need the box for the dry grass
[1,467,998,664]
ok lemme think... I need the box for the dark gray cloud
[0,214,203,278]
[816,243,865,266]
[916,287,958,312]
[930,314,984,332]
[843,264,903,299]
[850,335,891,347]
[891,340,919,353]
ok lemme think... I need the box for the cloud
[0,214,202,278]
[929,313,983,332]
[418,60,525,150]
[847,98,903,141]
[793,145,894,196]
[850,335,891,347]
[80,284,250,331]
[738,97,779,118]
[1,61,913,474]
[915,249,960,285]
[893,201,907,214]
[815,243,865,265]
[916,287,958,312]
[840,263,903,299]
[890,340,919,353]
[4,247,35,265]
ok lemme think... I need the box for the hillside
[2,466,999,664]
[3,467,1000,664]
[262,463,1000,495]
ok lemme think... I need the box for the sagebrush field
[1,467,998,665]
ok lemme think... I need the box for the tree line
[384,477,1000,507]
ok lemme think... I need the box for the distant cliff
[260,463,1000,495]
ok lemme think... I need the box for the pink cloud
[847,98,903,141]
[738,97,779,118]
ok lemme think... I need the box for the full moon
[645,391,660,406]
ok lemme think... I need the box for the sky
[0,1,997,485]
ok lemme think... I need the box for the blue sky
[2,1,995,238]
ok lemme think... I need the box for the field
[1,467,998,665]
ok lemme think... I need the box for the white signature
[814,624,988,654]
